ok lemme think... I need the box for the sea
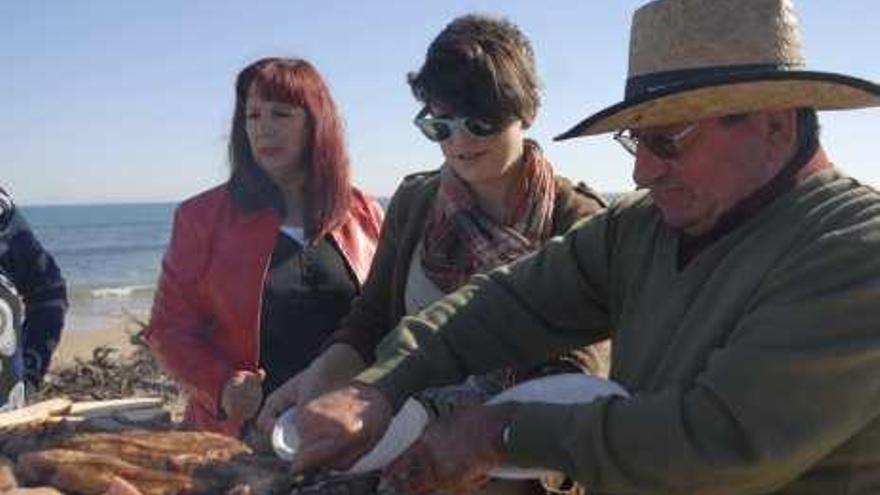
[19,193,614,332]
[21,202,176,332]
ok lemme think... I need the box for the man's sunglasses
[613,123,699,160]
[413,108,500,142]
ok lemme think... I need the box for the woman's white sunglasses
[413,107,500,142]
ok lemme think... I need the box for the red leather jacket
[145,184,383,436]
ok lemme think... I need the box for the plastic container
[271,374,628,479]
[272,397,430,473]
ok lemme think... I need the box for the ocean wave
[90,285,155,298]
[50,242,168,257]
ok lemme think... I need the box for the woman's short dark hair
[229,57,351,237]
[408,14,540,127]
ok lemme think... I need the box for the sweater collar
[676,142,826,269]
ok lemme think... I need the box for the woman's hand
[257,344,366,433]
[256,370,304,433]
[290,383,392,474]
[221,369,266,423]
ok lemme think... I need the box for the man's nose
[632,148,671,189]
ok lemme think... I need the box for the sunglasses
[413,107,500,142]
[613,123,699,160]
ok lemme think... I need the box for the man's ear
[765,109,798,164]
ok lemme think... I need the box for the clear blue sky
[3,1,879,205]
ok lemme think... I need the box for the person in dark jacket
[259,20,607,495]
[0,187,67,408]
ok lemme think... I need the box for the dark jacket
[326,170,607,373]
[0,188,67,393]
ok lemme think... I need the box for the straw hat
[556,0,880,139]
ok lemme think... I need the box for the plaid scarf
[421,139,556,293]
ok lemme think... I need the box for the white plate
[272,374,628,478]
[272,397,430,474]
[487,373,629,479]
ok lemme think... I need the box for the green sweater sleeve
[508,208,880,493]
[356,211,614,409]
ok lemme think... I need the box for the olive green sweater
[359,168,880,494]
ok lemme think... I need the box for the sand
[50,321,140,370]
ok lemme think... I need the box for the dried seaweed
[37,318,182,411]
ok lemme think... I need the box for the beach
[14,202,171,371]
[50,320,140,369]
[40,313,185,415]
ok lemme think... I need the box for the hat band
[625,63,802,99]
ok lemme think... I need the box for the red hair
[229,57,352,237]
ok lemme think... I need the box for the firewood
[18,449,195,495]
[68,398,164,418]
[0,399,72,429]
[2,423,304,494]
[49,430,252,472]
[4,487,64,494]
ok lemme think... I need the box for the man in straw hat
[287,0,880,493]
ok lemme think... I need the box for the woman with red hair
[145,57,383,437]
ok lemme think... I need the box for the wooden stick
[67,398,164,418]
[0,399,72,429]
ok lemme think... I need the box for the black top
[259,232,357,395]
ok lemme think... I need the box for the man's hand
[221,369,266,423]
[257,344,366,433]
[385,404,515,495]
[290,383,392,474]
